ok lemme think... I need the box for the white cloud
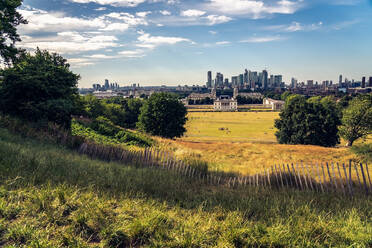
[19,9,106,33]
[181,9,206,17]
[95,7,107,11]
[118,49,146,57]
[159,10,171,15]
[240,36,283,43]
[209,30,217,35]
[205,15,232,25]
[19,8,148,34]
[216,41,230,45]
[136,11,151,17]
[264,21,323,32]
[206,0,303,18]
[68,0,146,7]
[136,31,193,49]
[20,32,119,54]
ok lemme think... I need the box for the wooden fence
[78,142,372,197]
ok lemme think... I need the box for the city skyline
[19,0,372,87]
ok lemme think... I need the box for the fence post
[354,163,362,190]
[316,163,324,193]
[278,164,284,187]
[364,163,372,190]
[305,164,314,191]
[296,163,303,190]
[330,163,339,191]
[301,163,309,190]
[282,164,288,186]
[286,164,293,187]
[274,165,280,188]
[349,160,353,195]
[342,163,352,197]
[326,162,333,191]
[291,163,299,189]
[337,163,345,195]
[321,163,328,192]
[359,163,369,195]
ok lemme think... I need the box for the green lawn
[0,128,371,247]
[181,112,279,143]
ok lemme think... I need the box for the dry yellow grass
[156,111,360,175]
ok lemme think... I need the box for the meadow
[158,111,361,175]
[0,128,371,247]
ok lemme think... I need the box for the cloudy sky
[19,0,372,87]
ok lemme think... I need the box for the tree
[275,95,341,147]
[0,48,80,127]
[339,95,372,146]
[137,92,187,139]
[0,0,27,64]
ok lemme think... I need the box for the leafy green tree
[339,95,372,146]
[0,48,80,127]
[0,0,27,64]
[137,92,187,139]
[275,95,341,147]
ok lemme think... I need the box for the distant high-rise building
[224,78,229,86]
[269,75,274,88]
[262,70,268,89]
[104,79,109,89]
[369,77,372,87]
[244,69,249,86]
[207,71,212,88]
[238,74,244,87]
[274,75,282,87]
[362,77,366,88]
[307,80,314,87]
[339,75,342,84]
[231,76,238,86]
[215,72,223,87]
[291,78,298,88]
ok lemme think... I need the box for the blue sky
[19,0,372,87]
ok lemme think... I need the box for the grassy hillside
[0,128,371,247]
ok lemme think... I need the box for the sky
[18,0,372,88]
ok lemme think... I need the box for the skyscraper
[274,75,282,87]
[362,77,366,88]
[262,70,268,89]
[244,69,248,86]
[238,74,244,88]
[215,73,223,87]
[104,79,109,89]
[207,71,212,88]
[291,78,298,88]
[369,77,372,87]
[339,75,343,84]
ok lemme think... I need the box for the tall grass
[0,128,371,247]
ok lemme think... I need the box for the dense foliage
[0,49,80,127]
[0,0,27,64]
[72,117,153,147]
[275,95,341,147]
[81,95,143,129]
[339,95,372,146]
[137,92,187,139]
[236,95,263,104]
[188,97,213,105]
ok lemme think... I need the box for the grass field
[181,112,279,143]
[157,112,363,175]
[0,128,371,247]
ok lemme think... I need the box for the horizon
[19,0,372,87]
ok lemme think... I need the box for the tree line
[275,94,372,147]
